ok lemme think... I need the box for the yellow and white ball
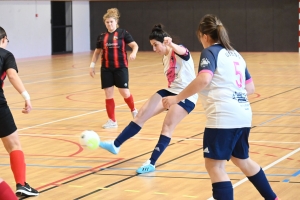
[80,130,100,150]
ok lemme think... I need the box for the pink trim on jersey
[245,78,253,84]
[198,69,213,77]
[167,51,176,88]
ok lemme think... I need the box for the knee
[2,134,22,153]
[231,157,248,170]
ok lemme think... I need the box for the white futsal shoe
[102,119,118,129]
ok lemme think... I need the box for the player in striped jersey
[89,8,139,129]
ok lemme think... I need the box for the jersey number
[233,61,242,88]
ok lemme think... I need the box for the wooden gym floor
[0,51,299,200]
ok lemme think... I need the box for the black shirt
[0,48,18,105]
[96,28,134,68]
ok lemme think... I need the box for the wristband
[21,91,30,100]
[90,62,95,68]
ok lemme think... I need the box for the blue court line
[282,170,300,182]
[100,168,291,177]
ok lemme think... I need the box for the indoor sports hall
[0,0,299,199]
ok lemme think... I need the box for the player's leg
[203,128,236,200]
[99,91,165,155]
[231,128,278,200]
[0,106,38,197]
[115,68,138,118]
[0,178,18,200]
[101,67,117,128]
[136,98,195,174]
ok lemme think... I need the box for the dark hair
[197,14,233,50]
[0,27,7,40]
[149,24,170,43]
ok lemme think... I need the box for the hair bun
[152,24,163,32]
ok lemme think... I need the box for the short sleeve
[3,52,18,73]
[124,30,134,44]
[175,45,190,61]
[198,49,216,76]
[96,34,103,49]
[245,67,252,84]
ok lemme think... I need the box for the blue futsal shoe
[136,160,156,174]
[99,140,120,155]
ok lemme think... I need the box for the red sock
[124,94,135,111]
[10,150,26,185]
[0,181,18,200]
[105,98,116,121]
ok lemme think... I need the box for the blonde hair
[103,8,120,27]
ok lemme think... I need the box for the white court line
[207,147,300,200]
[18,99,147,131]
[6,62,162,87]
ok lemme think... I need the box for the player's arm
[244,67,255,95]
[6,68,32,113]
[245,81,255,95]
[163,37,186,55]
[128,42,138,60]
[162,73,212,108]
[89,48,102,78]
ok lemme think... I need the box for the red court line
[35,158,123,191]
[23,135,83,157]
[251,143,295,151]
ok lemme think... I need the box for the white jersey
[163,46,198,104]
[198,44,253,128]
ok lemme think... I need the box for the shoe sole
[136,169,155,174]
[16,190,39,197]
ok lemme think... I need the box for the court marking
[207,147,300,200]
[17,99,147,132]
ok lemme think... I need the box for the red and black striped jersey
[0,48,18,105]
[96,28,134,68]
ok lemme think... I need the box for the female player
[89,8,138,129]
[162,14,278,200]
[0,27,39,197]
[100,24,198,174]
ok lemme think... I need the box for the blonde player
[89,8,138,129]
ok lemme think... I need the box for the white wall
[0,1,51,58]
[73,1,90,53]
[0,1,90,59]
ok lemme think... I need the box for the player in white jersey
[99,24,198,174]
[162,15,278,200]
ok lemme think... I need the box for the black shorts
[0,105,17,138]
[101,67,129,89]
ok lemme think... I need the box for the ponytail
[197,14,233,50]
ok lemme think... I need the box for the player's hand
[129,53,136,60]
[163,37,173,47]
[162,96,178,109]
[89,67,95,78]
[22,100,32,114]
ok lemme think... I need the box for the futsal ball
[80,130,100,150]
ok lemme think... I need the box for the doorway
[51,1,72,54]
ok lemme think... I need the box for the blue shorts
[157,89,195,114]
[203,127,250,160]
